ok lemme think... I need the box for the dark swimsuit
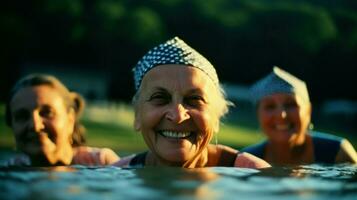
[129,149,238,167]
[241,131,343,164]
[129,152,147,167]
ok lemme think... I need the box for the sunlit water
[0,164,356,200]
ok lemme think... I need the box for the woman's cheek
[141,108,163,128]
[191,110,216,136]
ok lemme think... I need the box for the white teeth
[161,131,191,138]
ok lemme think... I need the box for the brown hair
[5,74,86,146]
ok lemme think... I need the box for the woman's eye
[185,95,205,107]
[262,103,276,111]
[284,102,298,110]
[148,93,170,105]
[39,107,55,118]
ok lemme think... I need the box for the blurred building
[221,83,259,127]
[319,99,357,132]
[20,65,109,101]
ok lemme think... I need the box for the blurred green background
[1,0,356,156]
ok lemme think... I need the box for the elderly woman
[242,66,357,165]
[5,74,120,166]
[114,37,270,169]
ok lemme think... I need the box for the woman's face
[10,85,75,165]
[257,93,311,144]
[134,65,221,165]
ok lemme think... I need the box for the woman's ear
[67,107,76,134]
[133,108,141,131]
[306,102,312,121]
[132,91,143,132]
[212,115,220,133]
[304,103,313,130]
[134,118,141,131]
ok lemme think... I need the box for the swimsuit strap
[130,148,239,167]
[217,147,239,166]
[129,152,148,167]
[311,132,342,163]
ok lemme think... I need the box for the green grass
[83,120,146,154]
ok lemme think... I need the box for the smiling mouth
[275,124,293,131]
[159,131,192,139]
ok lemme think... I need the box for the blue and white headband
[250,66,310,103]
[132,37,219,90]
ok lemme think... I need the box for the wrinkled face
[10,85,75,165]
[134,65,220,165]
[257,93,311,144]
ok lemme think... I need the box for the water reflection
[134,167,220,199]
[0,165,356,200]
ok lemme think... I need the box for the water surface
[0,164,356,200]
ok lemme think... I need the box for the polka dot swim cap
[132,37,219,90]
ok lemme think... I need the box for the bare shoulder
[335,139,357,164]
[74,146,96,153]
[215,144,238,153]
[112,154,136,167]
[98,147,119,157]
[97,147,120,164]
[234,152,271,169]
[73,146,120,165]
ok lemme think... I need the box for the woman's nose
[165,103,190,123]
[276,106,287,119]
[28,112,45,132]
[280,110,287,118]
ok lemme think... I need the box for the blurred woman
[242,66,357,165]
[5,74,119,166]
[113,37,270,169]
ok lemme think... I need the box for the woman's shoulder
[206,144,237,166]
[310,131,344,142]
[72,146,119,165]
[208,144,271,169]
[112,154,137,167]
[336,139,357,164]
[309,131,343,156]
[112,152,148,168]
[310,131,357,163]
[234,152,271,169]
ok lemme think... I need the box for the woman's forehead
[260,93,306,105]
[11,85,64,109]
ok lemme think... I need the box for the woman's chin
[152,134,201,164]
[269,135,293,144]
[158,150,193,164]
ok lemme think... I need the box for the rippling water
[0,164,356,200]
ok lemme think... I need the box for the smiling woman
[242,67,357,165]
[4,74,120,166]
[113,37,270,169]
